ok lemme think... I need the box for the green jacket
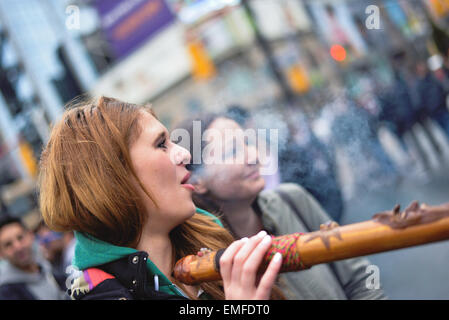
[257,183,387,300]
[70,207,222,299]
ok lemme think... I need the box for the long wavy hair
[38,96,235,299]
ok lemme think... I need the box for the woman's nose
[246,144,259,166]
[172,144,192,165]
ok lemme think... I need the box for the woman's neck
[136,231,173,279]
[221,198,264,239]
[136,226,199,298]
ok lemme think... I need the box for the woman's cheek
[154,153,177,181]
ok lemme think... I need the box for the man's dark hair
[0,215,27,234]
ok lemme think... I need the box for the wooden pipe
[173,201,449,285]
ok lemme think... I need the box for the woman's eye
[158,139,168,149]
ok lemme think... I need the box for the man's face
[0,223,35,268]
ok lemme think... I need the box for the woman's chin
[171,203,197,230]
[252,176,266,193]
[236,178,265,200]
[185,201,197,218]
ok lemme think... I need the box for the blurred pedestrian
[443,54,449,80]
[278,111,344,222]
[378,55,416,150]
[0,215,67,300]
[35,221,75,277]
[414,60,449,140]
[379,50,442,169]
[331,94,399,192]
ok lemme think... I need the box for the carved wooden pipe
[173,201,449,285]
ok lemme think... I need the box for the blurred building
[0,0,97,227]
[0,0,447,225]
[79,0,445,126]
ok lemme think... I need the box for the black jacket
[0,283,38,300]
[69,251,188,300]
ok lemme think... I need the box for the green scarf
[72,207,223,297]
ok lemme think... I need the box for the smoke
[172,82,407,207]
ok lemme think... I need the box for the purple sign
[95,0,175,60]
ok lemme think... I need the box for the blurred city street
[340,122,449,299]
[342,165,449,299]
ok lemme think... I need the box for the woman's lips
[181,172,191,184]
[245,170,260,180]
[181,171,194,191]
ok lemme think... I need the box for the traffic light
[330,44,347,62]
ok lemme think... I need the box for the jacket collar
[73,232,186,297]
[72,207,218,298]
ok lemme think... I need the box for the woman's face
[129,111,195,233]
[196,117,265,201]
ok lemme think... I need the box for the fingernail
[257,230,267,238]
[273,252,282,262]
[261,235,271,245]
[241,237,249,243]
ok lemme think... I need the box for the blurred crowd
[220,48,449,223]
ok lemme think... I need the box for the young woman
[174,113,388,300]
[38,96,283,300]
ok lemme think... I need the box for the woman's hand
[219,230,282,300]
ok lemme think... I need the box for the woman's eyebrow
[153,130,167,145]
